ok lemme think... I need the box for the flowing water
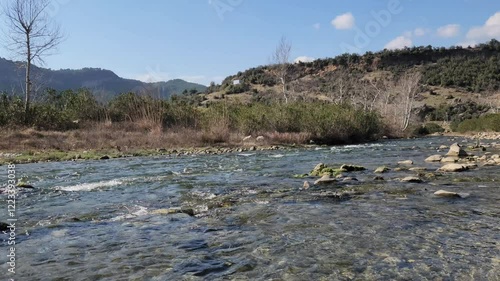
[1,137,499,280]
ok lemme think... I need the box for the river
[1,136,499,280]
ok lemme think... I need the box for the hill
[0,58,206,100]
[202,40,500,100]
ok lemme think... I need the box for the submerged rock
[373,176,385,181]
[314,174,337,185]
[342,177,358,182]
[401,176,423,183]
[438,164,469,172]
[303,181,310,189]
[434,190,470,198]
[340,164,366,172]
[425,155,443,162]
[0,222,8,231]
[310,163,344,177]
[441,157,458,163]
[17,183,35,189]
[409,167,428,172]
[446,143,468,157]
[374,166,390,173]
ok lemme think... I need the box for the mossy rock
[340,164,366,172]
[374,166,390,173]
[310,164,346,177]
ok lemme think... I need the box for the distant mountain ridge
[0,57,206,100]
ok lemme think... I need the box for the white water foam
[269,154,285,158]
[110,205,149,221]
[56,179,123,192]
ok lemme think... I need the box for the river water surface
[1,137,499,280]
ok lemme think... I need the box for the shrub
[453,114,500,132]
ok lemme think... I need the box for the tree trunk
[25,34,31,117]
[281,77,288,104]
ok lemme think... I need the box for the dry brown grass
[263,131,312,144]
[0,122,260,152]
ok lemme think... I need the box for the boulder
[242,135,252,141]
[440,157,458,163]
[409,167,428,172]
[100,155,110,160]
[340,164,366,172]
[425,155,443,162]
[314,174,337,185]
[256,136,265,141]
[434,190,469,198]
[374,166,390,173]
[0,222,8,232]
[401,176,423,183]
[398,160,413,165]
[311,163,327,176]
[446,143,468,157]
[439,145,449,150]
[438,164,468,172]
[303,181,310,189]
[342,177,358,182]
[373,176,385,181]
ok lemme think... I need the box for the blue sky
[1,0,499,85]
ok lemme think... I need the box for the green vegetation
[0,89,382,146]
[452,114,500,133]
[207,39,500,97]
[413,123,445,136]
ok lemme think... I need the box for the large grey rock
[340,164,366,171]
[434,190,469,198]
[314,174,337,185]
[374,166,390,173]
[441,157,458,163]
[425,155,443,162]
[398,160,414,165]
[401,176,423,183]
[438,164,468,172]
[446,143,468,157]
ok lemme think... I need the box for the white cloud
[331,13,355,30]
[294,56,315,63]
[414,28,426,37]
[384,36,413,50]
[465,11,500,41]
[437,24,461,38]
[313,23,321,30]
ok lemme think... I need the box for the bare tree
[271,36,292,103]
[396,70,422,131]
[2,0,63,114]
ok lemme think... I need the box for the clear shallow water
[1,137,499,280]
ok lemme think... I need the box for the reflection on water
[1,137,499,280]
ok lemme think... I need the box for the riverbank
[0,126,309,165]
[1,126,498,165]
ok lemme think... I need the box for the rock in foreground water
[401,176,423,183]
[438,164,469,172]
[446,143,468,157]
[425,155,443,162]
[434,190,470,198]
[314,174,337,185]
